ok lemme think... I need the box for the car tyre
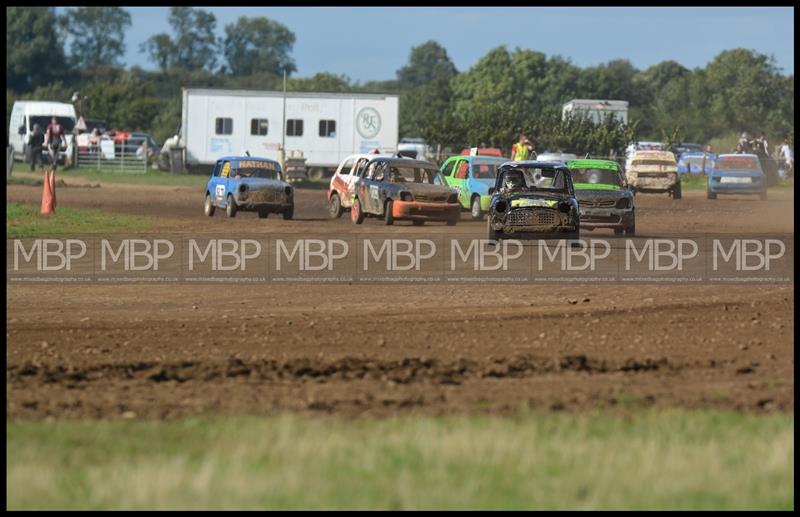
[384,199,394,225]
[672,180,682,199]
[351,197,365,225]
[470,196,483,220]
[412,220,425,226]
[707,188,717,200]
[226,195,237,218]
[614,228,624,236]
[204,193,216,217]
[257,208,269,219]
[282,206,294,220]
[328,193,344,219]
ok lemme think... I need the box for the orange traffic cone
[40,169,55,215]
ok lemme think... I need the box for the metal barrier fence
[74,136,155,174]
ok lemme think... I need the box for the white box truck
[179,88,399,178]
[562,99,629,125]
[8,100,77,165]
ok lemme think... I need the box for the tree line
[6,7,794,155]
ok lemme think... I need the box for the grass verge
[8,168,208,188]
[6,410,793,510]
[7,202,152,238]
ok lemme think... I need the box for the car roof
[370,157,438,168]
[499,160,570,169]
[566,159,621,170]
[717,153,759,159]
[215,156,282,169]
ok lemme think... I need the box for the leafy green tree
[396,40,457,90]
[222,16,296,76]
[141,7,220,71]
[60,7,131,69]
[6,7,68,92]
[140,34,175,72]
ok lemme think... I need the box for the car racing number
[215,184,225,201]
[369,185,379,201]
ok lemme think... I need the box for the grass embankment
[6,410,793,510]
[8,167,208,188]
[7,202,151,238]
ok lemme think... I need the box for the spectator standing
[89,128,100,154]
[28,124,45,172]
[780,139,793,178]
[511,133,535,161]
[44,116,65,171]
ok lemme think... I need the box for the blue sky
[56,7,794,81]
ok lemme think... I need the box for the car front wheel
[204,194,215,217]
[352,197,365,224]
[470,196,483,220]
[283,206,294,220]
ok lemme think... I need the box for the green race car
[566,159,635,235]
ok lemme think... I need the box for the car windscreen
[31,116,75,132]
[715,157,760,171]
[500,167,568,192]
[388,166,441,184]
[233,167,281,180]
[471,158,506,179]
[570,168,623,187]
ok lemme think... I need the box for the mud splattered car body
[625,150,682,199]
[486,161,580,240]
[327,152,392,218]
[351,157,460,226]
[204,156,294,219]
[567,159,635,235]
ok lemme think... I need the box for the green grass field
[6,202,152,238]
[6,410,793,510]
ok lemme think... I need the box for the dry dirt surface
[6,180,795,419]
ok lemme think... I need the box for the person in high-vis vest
[511,133,535,161]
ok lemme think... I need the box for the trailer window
[215,118,233,135]
[250,119,268,136]
[319,120,336,138]
[286,119,303,137]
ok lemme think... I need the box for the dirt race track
[6,179,795,419]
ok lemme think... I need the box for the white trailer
[180,88,399,177]
[562,99,629,125]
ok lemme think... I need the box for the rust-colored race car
[350,157,461,226]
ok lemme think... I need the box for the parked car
[625,150,681,198]
[486,161,580,240]
[204,156,294,219]
[440,154,509,220]
[707,154,767,200]
[566,158,635,235]
[397,137,433,161]
[670,142,704,161]
[327,152,393,218]
[350,157,460,226]
[677,151,715,175]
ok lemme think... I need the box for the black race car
[486,161,580,240]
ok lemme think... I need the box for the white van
[8,101,77,165]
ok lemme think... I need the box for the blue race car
[707,154,767,200]
[677,151,715,175]
[204,156,294,219]
[440,154,510,220]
